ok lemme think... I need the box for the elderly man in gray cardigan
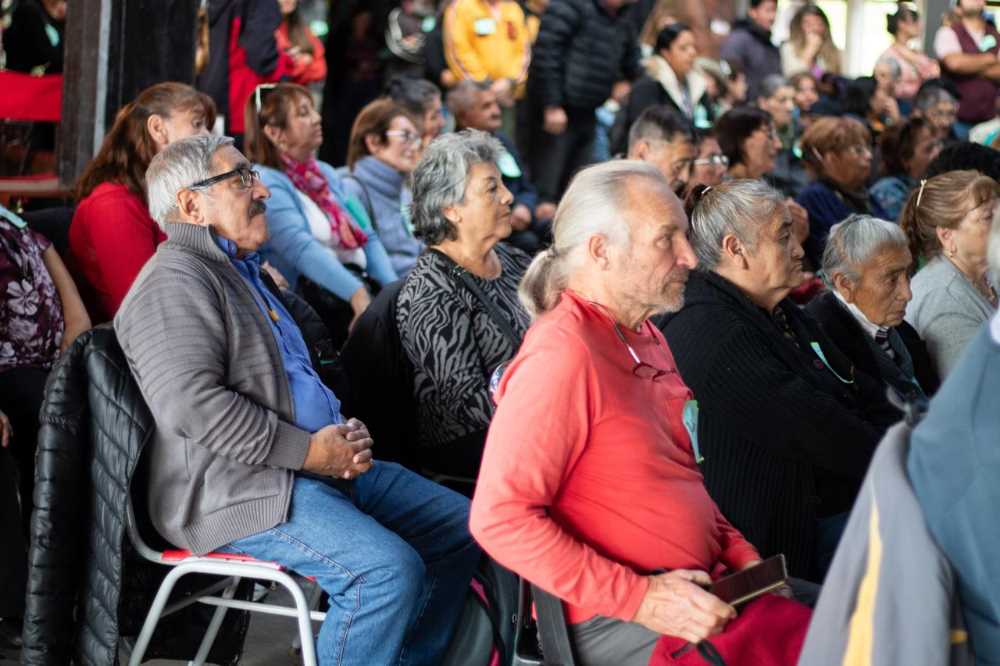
[114,135,479,666]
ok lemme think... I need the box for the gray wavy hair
[689,179,786,270]
[821,214,908,283]
[519,160,669,318]
[146,134,234,228]
[409,129,504,245]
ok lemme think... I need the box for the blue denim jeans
[218,462,480,666]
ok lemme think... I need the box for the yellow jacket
[443,0,531,86]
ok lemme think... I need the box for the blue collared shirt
[215,235,343,432]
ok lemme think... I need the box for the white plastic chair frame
[125,502,326,666]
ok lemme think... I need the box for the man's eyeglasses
[611,319,674,381]
[693,154,729,168]
[386,129,422,146]
[188,165,261,191]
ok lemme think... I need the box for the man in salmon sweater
[470,160,760,664]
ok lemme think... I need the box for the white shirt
[833,289,886,340]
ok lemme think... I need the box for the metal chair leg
[291,581,324,653]
[190,576,241,666]
[273,572,320,666]
[128,564,192,666]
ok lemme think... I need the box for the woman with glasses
[244,83,397,346]
[70,82,216,321]
[659,179,896,580]
[397,130,531,481]
[795,116,876,267]
[342,99,425,277]
[688,130,729,191]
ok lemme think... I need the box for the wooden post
[57,0,199,188]
[57,0,113,189]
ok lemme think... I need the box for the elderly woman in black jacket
[658,179,897,581]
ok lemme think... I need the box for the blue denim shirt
[215,234,343,432]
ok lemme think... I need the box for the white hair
[409,129,504,245]
[821,214,909,282]
[146,134,234,228]
[518,160,669,318]
[689,179,785,270]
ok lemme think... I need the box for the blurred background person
[688,129,728,191]
[385,76,447,146]
[933,0,1000,139]
[626,105,697,196]
[449,80,553,254]
[720,0,780,100]
[757,74,808,197]
[275,0,327,87]
[2,0,65,74]
[911,82,960,142]
[523,0,642,206]
[781,5,841,78]
[877,4,939,116]
[797,116,874,267]
[870,117,942,222]
[615,23,711,156]
[443,0,531,141]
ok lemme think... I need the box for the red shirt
[470,290,759,625]
[70,182,166,321]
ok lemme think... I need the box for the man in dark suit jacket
[807,214,940,404]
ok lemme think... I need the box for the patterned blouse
[0,212,64,372]
[397,242,531,452]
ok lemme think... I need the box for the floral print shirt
[0,212,63,371]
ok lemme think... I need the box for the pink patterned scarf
[282,155,368,250]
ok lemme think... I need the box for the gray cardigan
[115,222,312,555]
[904,256,996,378]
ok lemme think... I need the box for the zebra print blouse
[397,242,531,453]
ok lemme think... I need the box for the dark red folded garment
[649,593,812,666]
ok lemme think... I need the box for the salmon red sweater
[470,290,759,625]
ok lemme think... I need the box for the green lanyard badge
[682,399,703,464]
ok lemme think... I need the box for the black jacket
[658,272,897,579]
[609,75,707,156]
[527,0,642,111]
[22,326,252,665]
[805,290,941,400]
[719,19,782,100]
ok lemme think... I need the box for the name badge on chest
[474,18,497,36]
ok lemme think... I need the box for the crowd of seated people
[7,0,1000,661]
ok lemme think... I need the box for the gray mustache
[249,201,267,217]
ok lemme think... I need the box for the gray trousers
[567,577,821,665]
